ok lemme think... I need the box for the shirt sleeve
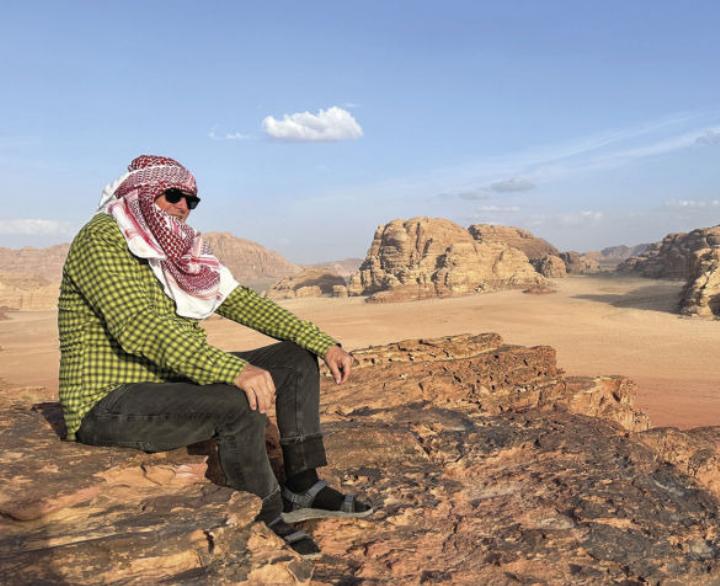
[67,228,248,385]
[216,285,338,357]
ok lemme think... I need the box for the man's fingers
[244,387,257,411]
[340,355,352,383]
[328,360,342,384]
[265,371,277,397]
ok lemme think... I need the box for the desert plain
[1,273,717,430]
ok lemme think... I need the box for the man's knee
[277,341,319,374]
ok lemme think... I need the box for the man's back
[58,213,211,439]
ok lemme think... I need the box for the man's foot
[281,476,374,523]
[267,516,322,560]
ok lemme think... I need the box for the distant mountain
[203,232,301,291]
[0,244,70,282]
[0,230,303,308]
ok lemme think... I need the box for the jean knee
[281,341,319,375]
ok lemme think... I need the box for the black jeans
[76,341,327,502]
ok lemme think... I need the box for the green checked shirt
[58,213,337,440]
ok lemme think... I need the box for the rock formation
[347,218,546,302]
[468,224,560,262]
[0,273,60,310]
[304,258,363,278]
[0,232,303,306]
[204,232,301,291]
[0,243,69,282]
[267,269,347,300]
[618,225,720,318]
[559,251,600,274]
[2,333,719,583]
[535,254,567,278]
[595,243,651,271]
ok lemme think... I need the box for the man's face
[155,191,191,223]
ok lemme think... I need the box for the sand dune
[0,275,717,429]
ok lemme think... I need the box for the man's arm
[67,228,248,386]
[215,286,338,358]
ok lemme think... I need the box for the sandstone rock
[565,375,651,432]
[522,284,557,295]
[535,254,567,278]
[0,401,312,584]
[638,426,720,499]
[468,223,560,262]
[309,334,720,584]
[0,244,69,282]
[594,243,651,271]
[560,250,601,274]
[267,268,347,300]
[2,334,720,584]
[0,272,60,310]
[348,217,546,301]
[332,284,349,298]
[617,225,720,318]
[304,258,363,278]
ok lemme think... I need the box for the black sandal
[267,516,322,560]
[281,479,374,523]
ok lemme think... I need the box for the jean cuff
[281,434,327,477]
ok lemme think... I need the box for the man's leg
[76,381,279,505]
[233,341,371,518]
[232,341,326,478]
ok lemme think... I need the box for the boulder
[535,254,567,278]
[347,217,546,301]
[560,251,600,274]
[267,269,347,300]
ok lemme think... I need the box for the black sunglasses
[163,188,201,210]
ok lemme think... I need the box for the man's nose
[175,196,189,211]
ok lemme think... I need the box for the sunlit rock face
[347,218,546,302]
[559,251,601,274]
[618,225,720,318]
[1,333,719,584]
[267,268,348,299]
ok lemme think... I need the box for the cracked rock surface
[1,333,719,584]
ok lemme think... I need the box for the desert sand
[0,274,717,429]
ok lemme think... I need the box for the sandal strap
[284,530,312,545]
[341,494,356,513]
[282,479,328,509]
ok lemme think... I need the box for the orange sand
[0,275,717,429]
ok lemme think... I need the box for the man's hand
[324,345,353,384]
[233,365,276,413]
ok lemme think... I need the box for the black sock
[256,491,283,524]
[285,468,369,512]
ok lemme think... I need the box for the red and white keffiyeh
[98,155,238,319]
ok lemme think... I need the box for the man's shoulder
[66,214,126,265]
[73,214,124,246]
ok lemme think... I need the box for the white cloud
[695,130,720,145]
[209,127,253,141]
[262,106,363,142]
[530,211,605,228]
[490,178,535,193]
[0,219,73,236]
[664,199,720,209]
[476,205,521,213]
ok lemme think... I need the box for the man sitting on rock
[58,154,372,558]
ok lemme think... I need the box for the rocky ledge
[1,334,719,584]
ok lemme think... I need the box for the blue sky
[1,1,719,262]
